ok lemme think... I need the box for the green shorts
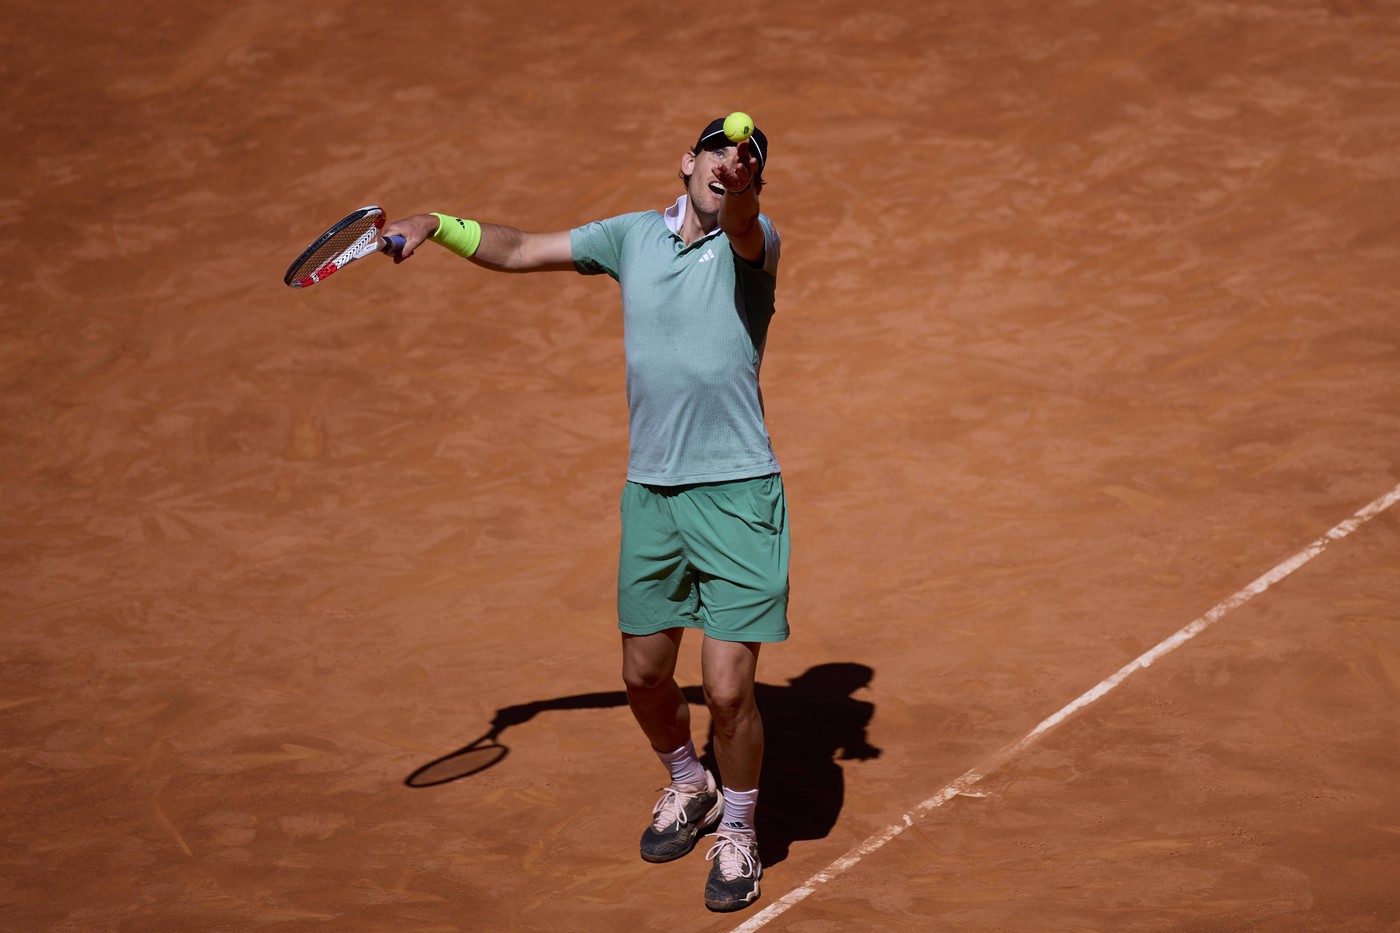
[618,473,790,643]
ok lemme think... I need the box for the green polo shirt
[571,196,781,486]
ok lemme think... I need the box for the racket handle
[381,234,407,257]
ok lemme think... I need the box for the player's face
[682,144,737,214]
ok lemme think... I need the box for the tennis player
[385,116,787,913]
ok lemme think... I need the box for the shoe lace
[705,829,759,880]
[651,784,700,832]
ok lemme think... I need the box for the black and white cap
[695,117,768,176]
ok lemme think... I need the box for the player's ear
[680,149,697,178]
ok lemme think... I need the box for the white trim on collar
[662,194,721,240]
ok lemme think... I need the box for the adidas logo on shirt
[696,248,716,263]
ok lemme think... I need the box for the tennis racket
[283,205,406,288]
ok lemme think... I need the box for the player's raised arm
[714,143,765,263]
[707,117,767,263]
[383,213,575,273]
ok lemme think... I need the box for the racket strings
[288,218,378,280]
[283,207,387,287]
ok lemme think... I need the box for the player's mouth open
[708,183,726,195]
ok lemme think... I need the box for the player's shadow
[404,662,879,866]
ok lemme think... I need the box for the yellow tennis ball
[723,111,754,144]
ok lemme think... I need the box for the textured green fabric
[571,203,781,485]
[617,475,789,643]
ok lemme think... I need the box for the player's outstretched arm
[472,225,575,273]
[383,213,575,273]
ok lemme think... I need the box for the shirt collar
[663,194,721,240]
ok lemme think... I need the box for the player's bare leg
[621,629,689,750]
[701,637,763,790]
[700,637,765,912]
[623,629,723,863]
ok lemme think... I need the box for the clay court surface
[5,1,1400,930]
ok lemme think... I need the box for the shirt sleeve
[732,215,781,348]
[732,214,781,279]
[571,212,649,279]
[757,214,780,277]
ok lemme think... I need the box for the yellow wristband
[430,213,482,258]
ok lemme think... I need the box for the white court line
[732,481,1400,933]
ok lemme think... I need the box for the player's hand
[382,213,443,263]
[712,140,759,195]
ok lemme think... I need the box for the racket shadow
[403,739,509,786]
[403,690,633,788]
[403,663,881,868]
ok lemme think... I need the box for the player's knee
[620,630,683,695]
[622,662,674,695]
[702,683,756,727]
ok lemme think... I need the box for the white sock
[719,786,758,836]
[656,740,706,788]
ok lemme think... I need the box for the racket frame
[284,205,402,288]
